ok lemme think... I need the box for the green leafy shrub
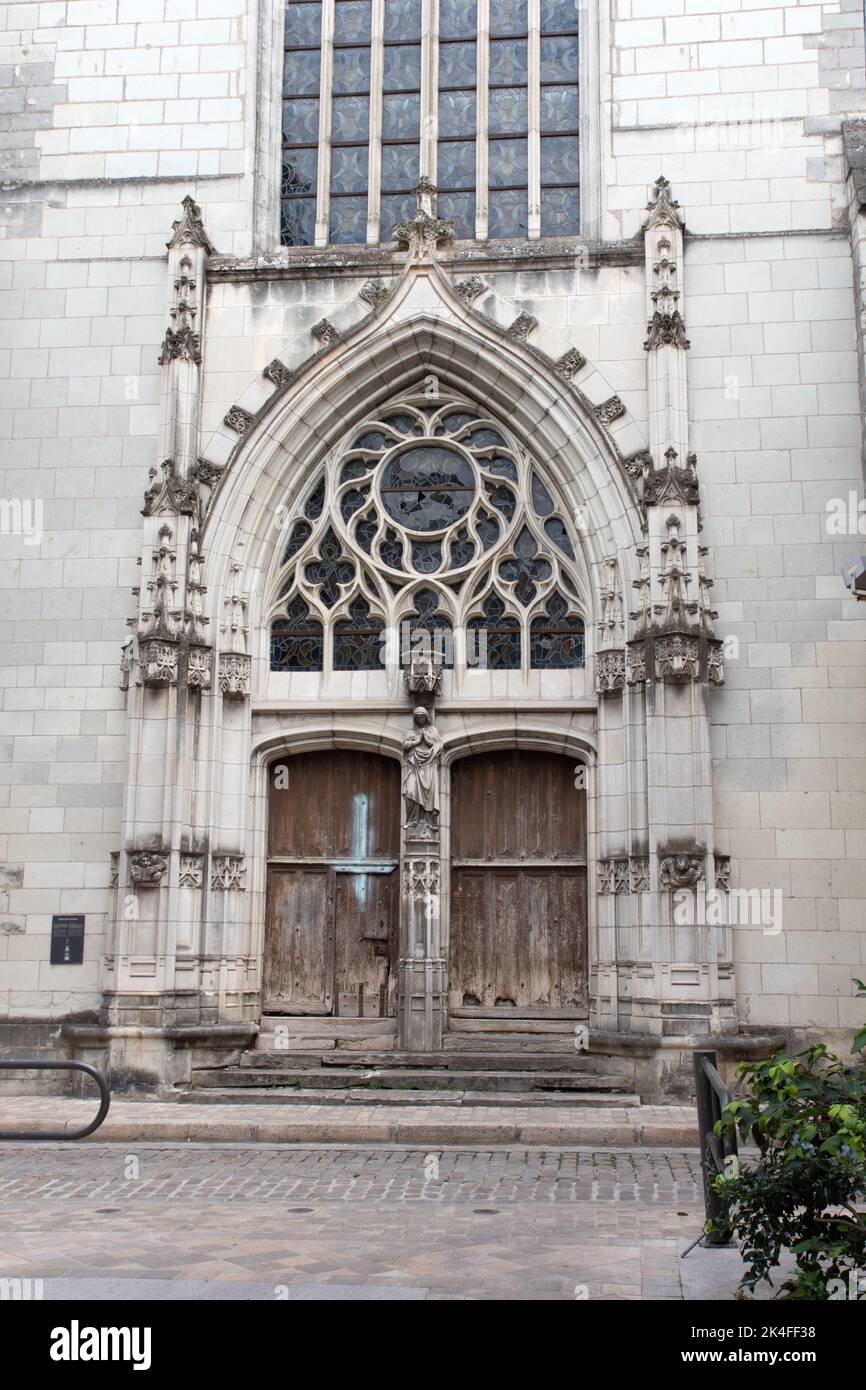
[711,980,866,1300]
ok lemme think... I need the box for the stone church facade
[1,1,866,1099]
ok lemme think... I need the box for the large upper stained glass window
[269,386,585,675]
[281,0,580,247]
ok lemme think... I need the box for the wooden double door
[263,746,588,1022]
[449,750,588,1014]
[264,751,400,1016]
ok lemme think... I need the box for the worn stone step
[448,1017,588,1034]
[177,1086,641,1108]
[188,1067,632,1093]
[443,1034,580,1052]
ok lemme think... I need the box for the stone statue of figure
[402,706,441,839]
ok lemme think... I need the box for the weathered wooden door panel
[269,750,400,860]
[264,751,400,1016]
[334,870,396,1017]
[263,867,332,1013]
[450,751,588,1015]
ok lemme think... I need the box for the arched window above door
[268,386,586,677]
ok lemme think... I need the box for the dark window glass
[411,539,443,574]
[380,526,405,570]
[282,519,312,563]
[355,513,379,553]
[489,0,526,36]
[475,509,500,548]
[439,40,476,88]
[283,48,321,95]
[281,195,315,245]
[531,472,555,517]
[541,134,579,184]
[484,480,517,522]
[488,186,527,237]
[340,486,369,520]
[467,594,520,669]
[438,190,474,238]
[489,38,527,86]
[304,526,356,607]
[333,596,385,670]
[489,137,527,187]
[282,97,319,144]
[334,0,371,43]
[304,477,326,518]
[332,93,370,141]
[382,92,421,140]
[381,447,476,531]
[381,191,415,234]
[544,515,575,559]
[540,34,578,82]
[330,192,367,242]
[484,455,518,482]
[437,139,475,189]
[384,0,422,41]
[401,589,454,667]
[438,90,476,138]
[285,2,322,46]
[440,0,477,37]
[541,185,580,236]
[448,527,476,568]
[283,147,317,194]
[330,144,369,193]
[540,84,578,132]
[541,0,577,30]
[488,86,527,135]
[530,593,585,668]
[383,44,422,91]
[498,524,552,605]
[271,597,324,671]
[333,47,371,92]
[381,141,420,190]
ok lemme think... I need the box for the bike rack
[0,1060,110,1141]
[689,1048,738,1249]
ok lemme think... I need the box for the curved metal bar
[0,1060,110,1141]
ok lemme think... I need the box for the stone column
[397,660,446,1052]
[619,179,732,1041]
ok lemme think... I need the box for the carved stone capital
[187,645,212,690]
[138,637,179,687]
[311,317,340,347]
[508,313,538,343]
[595,648,625,695]
[263,357,294,389]
[158,324,202,366]
[359,278,393,311]
[211,855,246,891]
[655,632,701,683]
[626,639,647,685]
[129,851,169,887]
[393,180,454,259]
[223,405,254,437]
[598,858,629,895]
[555,347,586,381]
[403,857,441,898]
[404,653,443,698]
[644,309,689,351]
[594,396,626,429]
[218,651,252,697]
[454,275,486,303]
[659,854,704,890]
[714,855,731,891]
[179,854,204,888]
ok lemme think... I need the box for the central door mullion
[327,866,337,1015]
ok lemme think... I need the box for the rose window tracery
[269,389,586,675]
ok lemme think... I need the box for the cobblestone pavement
[0,1143,711,1300]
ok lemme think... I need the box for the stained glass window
[269,391,585,680]
[530,592,585,669]
[333,595,385,670]
[280,0,580,245]
[271,596,325,670]
[468,593,520,669]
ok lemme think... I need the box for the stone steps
[177,1086,641,1108]
[188,1066,632,1093]
[235,1049,631,1075]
